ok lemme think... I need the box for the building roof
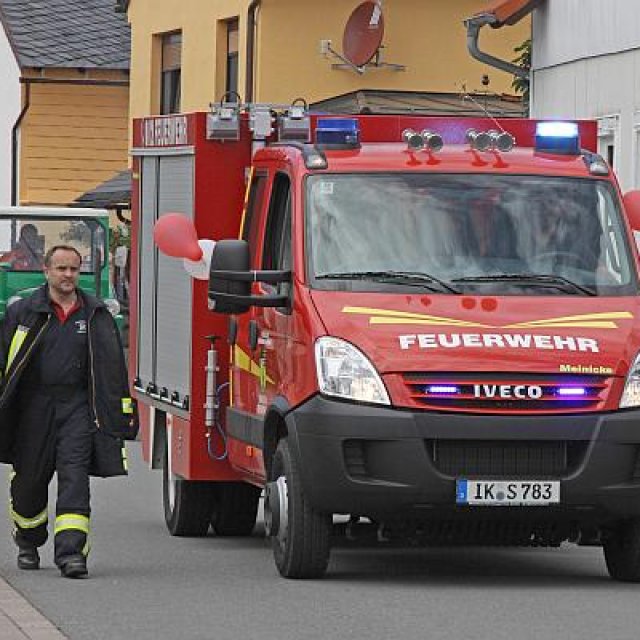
[74,169,131,210]
[0,0,130,69]
[311,89,526,118]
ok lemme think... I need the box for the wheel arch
[150,408,167,470]
[263,396,290,479]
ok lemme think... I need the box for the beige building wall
[19,69,129,206]
[128,0,529,119]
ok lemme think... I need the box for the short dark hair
[44,245,82,267]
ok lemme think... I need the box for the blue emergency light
[315,118,360,149]
[535,121,580,155]
[557,386,587,397]
[427,385,459,395]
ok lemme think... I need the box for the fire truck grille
[429,439,587,478]
[402,372,610,414]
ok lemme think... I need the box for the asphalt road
[1,442,640,640]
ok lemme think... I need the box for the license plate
[456,479,560,506]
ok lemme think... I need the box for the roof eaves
[474,0,543,27]
[0,4,24,69]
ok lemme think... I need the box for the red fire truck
[130,103,640,580]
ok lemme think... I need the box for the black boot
[59,554,88,579]
[17,546,40,570]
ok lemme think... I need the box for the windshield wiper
[451,273,597,296]
[316,270,461,294]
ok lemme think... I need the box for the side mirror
[624,190,640,232]
[623,191,640,253]
[208,240,251,315]
[208,239,292,315]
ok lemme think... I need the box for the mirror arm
[209,291,290,308]
[209,269,291,284]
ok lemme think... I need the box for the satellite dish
[342,1,385,68]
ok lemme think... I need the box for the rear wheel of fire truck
[603,518,640,582]
[210,482,261,536]
[162,445,216,536]
[268,438,331,579]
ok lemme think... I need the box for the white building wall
[0,30,20,206]
[531,0,640,193]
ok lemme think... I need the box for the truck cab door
[246,172,293,478]
[228,169,269,470]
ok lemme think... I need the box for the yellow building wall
[128,0,529,119]
[257,0,527,104]
[19,69,129,206]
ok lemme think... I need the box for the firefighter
[0,245,137,578]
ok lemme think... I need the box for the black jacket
[0,285,138,476]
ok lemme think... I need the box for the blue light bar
[427,385,459,395]
[535,121,580,155]
[315,118,360,149]
[537,122,579,138]
[557,387,587,397]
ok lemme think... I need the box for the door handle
[248,320,258,351]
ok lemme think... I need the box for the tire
[603,518,640,582]
[210,482,261,536]
[162,444,216,536]
[270,438,331,578]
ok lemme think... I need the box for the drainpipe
[245,0,261,102]
[465,13,528,79]
[11,79,31,206]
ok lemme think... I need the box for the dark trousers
[10,388,92,566]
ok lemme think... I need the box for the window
[262,174,292,309]
[305,173,636,297]
[0,217,106,273]
[226,19,239,98]
[161,32,182,114]
[262,174,291,273]
[598,115,619,171]
[242,171,268,268]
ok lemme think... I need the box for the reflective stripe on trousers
[10,505,48,529]
[54,513,90,536]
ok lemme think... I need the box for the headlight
[315,336,390,405]
[103,298,121,317]
[620,352,640,408]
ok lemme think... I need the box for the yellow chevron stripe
[233,345,274,385]
[506,311,633,329]
[369,317,490,327]
[344,307,632,330]
[342,306,489,328]
[505,321,618,329]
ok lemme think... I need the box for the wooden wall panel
[19,81,129,206]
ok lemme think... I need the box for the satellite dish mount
[321,1,405,74]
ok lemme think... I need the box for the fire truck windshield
[306,174,637,296]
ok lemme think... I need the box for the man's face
[44,249,81,296]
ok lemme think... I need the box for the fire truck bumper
[286,394,640,523]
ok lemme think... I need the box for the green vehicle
[0,207,122,326]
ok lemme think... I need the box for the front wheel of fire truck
[162,445,216,536]
[603,519,640,583]
[266,438,331,579]
[210,483,261,536]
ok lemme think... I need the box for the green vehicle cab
[0,207,123,329]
